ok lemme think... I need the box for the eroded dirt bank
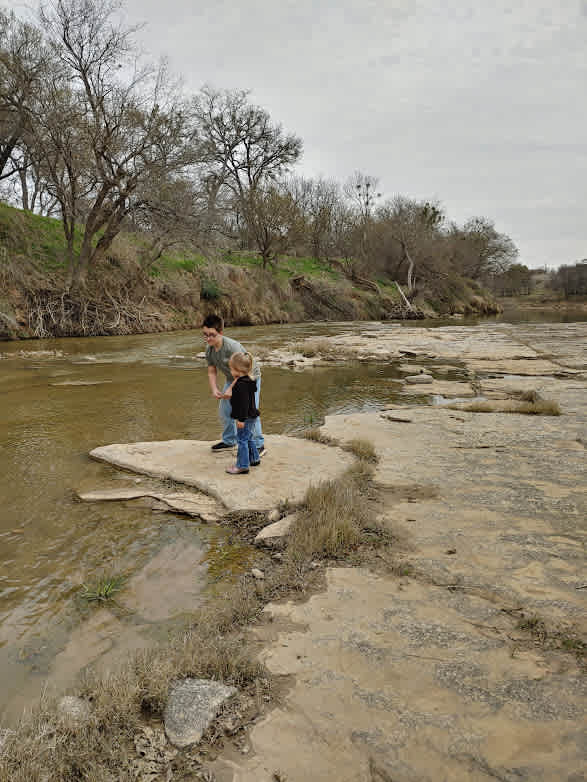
[207,322,586,782]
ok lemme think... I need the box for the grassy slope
[0,202,345,284]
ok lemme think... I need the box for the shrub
[200,277,222,300]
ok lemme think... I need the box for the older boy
[202,314,264,453]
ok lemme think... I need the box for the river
[0,311,584,723]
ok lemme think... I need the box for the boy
[202,314,265,453]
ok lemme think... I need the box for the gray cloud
[124,0,586,267]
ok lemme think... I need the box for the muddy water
[0,321,418,723]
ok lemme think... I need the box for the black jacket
[230,376,260,423]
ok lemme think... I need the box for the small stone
[251,568,265,580]
[273,552,283,561]
[57,696,91,728]
[405,374,434,384]
[164,678,237,748]
[310,561,320,569]
[254,513,298,548]
[445,548,457,555]
[134,477,142,483]
[268,509,280,522]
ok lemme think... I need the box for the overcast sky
[119,0,587,268]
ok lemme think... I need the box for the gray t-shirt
[205,335,261,384]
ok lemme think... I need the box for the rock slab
[164,678,237,748]
[90,435,355,512]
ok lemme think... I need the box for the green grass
[0,201,82,270]
[0,201,371,290]
[155,248,206,275]
[78,574,125,603]
[219,250,342,281]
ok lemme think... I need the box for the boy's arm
[207,365,223,399]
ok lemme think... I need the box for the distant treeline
[2,0,519,298]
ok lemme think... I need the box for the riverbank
[0,203,500,340]
[1,320,585,781]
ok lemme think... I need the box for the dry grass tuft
[288,462,375,559]
[301,428,338,446]
[447,398,561,416]
[343,438,378,463]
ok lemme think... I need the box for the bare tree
[344,171,381,221]
[447,217,518,280]
[0,9,49,182]
[376,196,444,293]
[193,86,302,239]
[239,182,305,269]
[289,176,342,260]
[33,0,197,290]
[129,176,207,270]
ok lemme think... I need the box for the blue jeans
[236,419,260,469]
[219,378,264,449]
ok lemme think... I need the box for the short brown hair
[202,314,224,331]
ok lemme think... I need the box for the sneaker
[226,465,249,475]
[258,446,266,457]
[250,461,260,467]
[211,441,233,451]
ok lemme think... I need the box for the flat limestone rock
[254,513,298,547]
[401,380,475,397]
[404,374,433,384]
[211,568,586,782]
[90,435,354,512]
[52,380,110,387]
[79,488,150,501]
[77,488,223,521]
[164,678,237,748]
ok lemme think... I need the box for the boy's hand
[236,421,245,429]
[212,388,224,399]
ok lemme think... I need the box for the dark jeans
[236,418,260,469]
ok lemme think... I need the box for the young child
[224,352,261,475]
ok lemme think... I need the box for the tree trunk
[404,246,415,294]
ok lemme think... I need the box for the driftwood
[394,280,413,310]
[328,259,380,293]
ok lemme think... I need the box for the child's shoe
[226,465,249,474]
[250,461,260,467]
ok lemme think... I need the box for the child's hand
[236,421,245,429]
